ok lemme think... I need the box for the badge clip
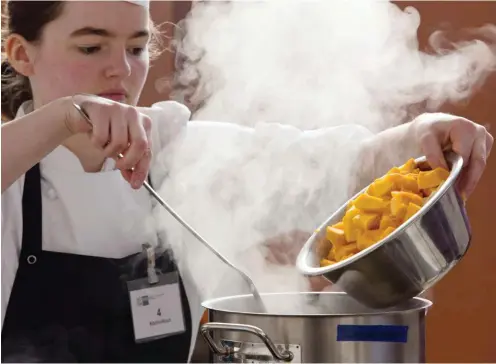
[143,243,159,285]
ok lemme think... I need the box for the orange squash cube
[353,193,389,212]
[357,230,382,250]
[404,202,421,221]
[334,243,359,261]
[320,258,336,267]
[380,226,397,239]
[391,191,424,207]
[388,167,401,174]
[399,158,417,174]
[399,175,420,194]
[322,158,449,266]
[326,226,346,247]
[343,207,360,242]
[379,214,398,229]
[357,233,375,250]
[390,196,407,220]
[352,213,381,230]
[418,168,450,189]
[367,176,395,197]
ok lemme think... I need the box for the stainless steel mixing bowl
[296,152,471,308]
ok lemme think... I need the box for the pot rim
[201,291,433,317]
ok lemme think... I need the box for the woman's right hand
[61,94,153,189]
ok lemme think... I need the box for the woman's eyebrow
[70,27,149,39]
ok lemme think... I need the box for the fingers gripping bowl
[296,152,471,308]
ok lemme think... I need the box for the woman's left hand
[412,113,493,199]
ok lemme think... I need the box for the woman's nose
[104,50,132,79]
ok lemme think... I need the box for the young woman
[1,1,492,363]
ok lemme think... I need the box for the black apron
[1,164,192,363]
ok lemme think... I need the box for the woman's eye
[128,47,145,56]
[78,46,101,55]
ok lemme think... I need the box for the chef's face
[27,1,151,106]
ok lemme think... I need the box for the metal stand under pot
[200,292,431,363]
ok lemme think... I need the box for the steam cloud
[152,0,496,308]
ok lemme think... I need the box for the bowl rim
[296,152,464,276]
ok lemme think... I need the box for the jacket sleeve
[1,178,24,328]
[142,100,192,189]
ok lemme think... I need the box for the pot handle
[200,322,294,362]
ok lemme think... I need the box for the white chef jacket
[1,100,202,362]
[2,99,374,362]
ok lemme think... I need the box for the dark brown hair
[1,1,164,121]
[1,1,63,121]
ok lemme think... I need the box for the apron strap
[20,164,42,261]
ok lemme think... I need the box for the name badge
[127,244,186,343]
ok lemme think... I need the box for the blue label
[337,325,409,343]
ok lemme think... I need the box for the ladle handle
[200,322,294,362]
[72,98,264,301]
[72,101,231,262]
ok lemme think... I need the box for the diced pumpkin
[353,193,390,212]
[352,213,381,230]
[340,253,355,261]
[418,168,450,190]
[320,258,336,267]
[380,226,396,239]
[379,214,398,229]
[321,158,450,264]
[391,191,424,207]
[357,230,382,250]
[404,202,421,221]
[326,226,346,247]
[328,245,337,260]
[390,196,407,220]
[345,227,361,243]
[370,228,384,241]
[366,183,376,196]
[370,176,395,197]
[422,187,436,197]
[357,233,375,250]
[343,206,360,242]
[334,243,359,261]
[399,158,417,174]
[368,230,383,241]
[387,173,419,194]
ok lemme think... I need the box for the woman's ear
[4,34,35,77]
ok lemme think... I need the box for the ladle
[72,99,267,312]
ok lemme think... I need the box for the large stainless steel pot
[296,152,471,308]
[201,292,432,363]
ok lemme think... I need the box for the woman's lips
[99,93,126,102]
